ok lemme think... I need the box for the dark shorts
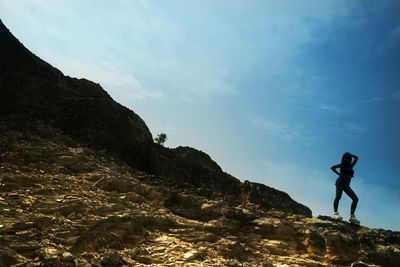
[335,176,351,186]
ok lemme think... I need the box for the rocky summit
[0,19,399,267]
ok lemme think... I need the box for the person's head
[342,152,352,164]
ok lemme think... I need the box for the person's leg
[334,184,344,212]
[343,186,359,215]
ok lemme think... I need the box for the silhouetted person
[330,152,360,224]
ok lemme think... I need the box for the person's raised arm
[350,153,358,167]
[331,164,341,176]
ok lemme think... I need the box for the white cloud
[359,89,400,105]
[1,0,235,101]
[68,60,164,103]
[138,57,240,101]
[0,0,361,104]
[247,115,306,143]
[322,122,367,140]
[32,45,165,104]
[344,122,366,138]
[317,104,346,115]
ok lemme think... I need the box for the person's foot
[349,214,360,225]
[333,212,343,221]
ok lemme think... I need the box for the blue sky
[1,0,399,230]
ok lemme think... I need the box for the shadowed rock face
[0,19,153,171]
[0,19,312,217]
[243,181,312,216]
[149,145,312,216]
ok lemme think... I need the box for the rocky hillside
[0,19,310,217]
[1,118,400,267]
[1,19,399,266]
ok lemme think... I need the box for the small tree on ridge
[154,133,167,146]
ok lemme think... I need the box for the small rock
[122,255,135,265]
[101,250,123,266]
[261,260,274,267]
[183,250,201,261]
[135,255,154,264]
[62,251,74,262]
[126,192,143,202]
[0,248,18,266]
[351,261,380,267]
[264,240,290,256]
[42,247,58,259]
[74,257,91,267]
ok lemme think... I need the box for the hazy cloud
[247,115,304,143]
[344,122,366,138]
[317,104,348,115]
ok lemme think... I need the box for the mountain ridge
[0,18,311,217]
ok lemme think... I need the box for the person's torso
[340,163,354,178]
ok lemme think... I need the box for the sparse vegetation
[154,133,167,146]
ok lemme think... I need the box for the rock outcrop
[0,19,153,171]
[1,19,399,266]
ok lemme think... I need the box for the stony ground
[1,120,399,267]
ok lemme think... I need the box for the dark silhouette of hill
[1,19,399,266]
[0,19,310,216]
[0,20,153,171]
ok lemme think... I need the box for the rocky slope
[1,19,399,266]
[0,19,310,217]
[1,119,399,267]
